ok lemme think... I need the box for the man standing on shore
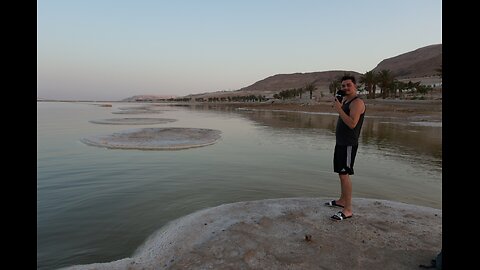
[325,75,366,221]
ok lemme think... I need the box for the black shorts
[333,144,358,175]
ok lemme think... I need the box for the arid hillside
[185,44,441,100]
[236,70,363,94]
[372,44,441,78]
[187,70,363,100]
[123,44,441,101]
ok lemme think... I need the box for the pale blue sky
[37,0,442,101]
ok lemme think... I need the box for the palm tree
[305,82,316,99]
[329,80,341,95]
[376,69,395,99]
[359,70,377,99]
[393,80,407,99]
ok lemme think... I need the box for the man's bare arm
[337,99,365,129]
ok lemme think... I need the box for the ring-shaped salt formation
[89,118,177,125]
[81,127,222,150]
[111,110,163,114]
[118,106,172,111]
[117,106,149,110]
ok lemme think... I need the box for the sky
[37,0,442,101]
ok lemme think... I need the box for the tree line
[163,67,441,103]
[329,68,441,99]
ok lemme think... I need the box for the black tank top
[335,96,365,145]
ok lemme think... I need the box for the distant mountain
[186,44,441,100]
[372,44,442,78]
[238,70,363,93]
[187,70,362,99]
[128,44,441,100]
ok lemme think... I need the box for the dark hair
[341,75,356,84]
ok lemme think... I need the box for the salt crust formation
[89,118,177,125]
[80,127,222,150]
[61,197,441,270]
[118,105,176,111]
[111,110,164,114]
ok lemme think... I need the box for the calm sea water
[37,101,442,270]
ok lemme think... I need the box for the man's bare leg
[338,173,353,216]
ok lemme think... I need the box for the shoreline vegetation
[38,96,442,122]
[190,98,442,122]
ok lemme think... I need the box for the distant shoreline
[38,98,442,122]
[180,99,442,122]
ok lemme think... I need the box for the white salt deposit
[89,118,177,125]
[60,197,442,270]
[80,127,222,150]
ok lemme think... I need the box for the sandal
[324,200,344,208]
[331,211,352,221]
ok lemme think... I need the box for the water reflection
[184,105,442,172]
[361,120,442,168]
[38,102,442,270]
